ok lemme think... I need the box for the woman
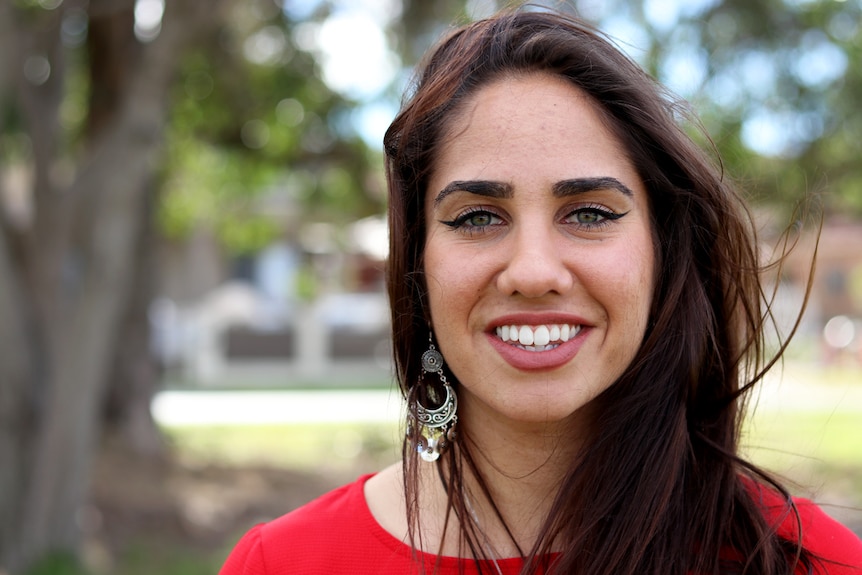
[219,8,862,574]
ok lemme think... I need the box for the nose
[496,227,574,298]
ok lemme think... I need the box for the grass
[158,387,862,498]
[744,410,862,470]
[160,403,862,522]
[162,421,402,473]
[32,367,862,575]
[25,546,225,575]
[743,406,862,535]
[742,363,862,491]
[109,543,225,575]
[164,413,862,476]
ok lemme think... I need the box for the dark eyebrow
[553,177,634,198]
[433,180,513,206]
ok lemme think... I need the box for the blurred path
[152,388,404,426]
[152,363,861,426]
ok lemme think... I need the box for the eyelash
[563,204,627,229]
[440,204,627,234]
[440,207,503,232]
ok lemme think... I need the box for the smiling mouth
[494,324,583,352]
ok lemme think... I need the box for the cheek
[423,242,492,328]
[423,240,460,326]
[620,245,655,327]
[594,241,655,324]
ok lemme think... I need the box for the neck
[437,399,591,557]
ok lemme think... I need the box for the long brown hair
[384,8,816,575]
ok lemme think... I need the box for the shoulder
[750,481,862,573]
[218,474,413,575]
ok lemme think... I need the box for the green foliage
[115,543,223,575]
[22,544,224,575]
[398,0,862,214]
[158,2,384,255]
[294,263,318,301]
[159,135,281,254]
[658,0,862,213]
[24,552,88,575]
[58,47,91,151]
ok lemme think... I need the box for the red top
[219,474,862,574]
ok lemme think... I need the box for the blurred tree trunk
[0,1,228,572]
[102,179,166,458]
[396,0,467,63]
[88,0,165,460]
[0,219,36,575]
[0,2,32,568]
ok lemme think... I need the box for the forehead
[429,72,642,195]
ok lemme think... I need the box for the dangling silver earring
[407,333,458,462]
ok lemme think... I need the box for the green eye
[565,205,627,229]
[441,209,503,232]
[468,213,494,226]
[575,211,603,224]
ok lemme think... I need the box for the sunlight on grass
[742,401,862,532]
[159,371,862,548]
[744,411,862,471]
[162,422,403,474]
[162,401,862,497]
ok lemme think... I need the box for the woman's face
[423,73,655,428]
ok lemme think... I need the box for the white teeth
[533,325,550,346]
[494,323,582,351]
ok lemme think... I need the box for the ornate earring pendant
[407,335,458,462]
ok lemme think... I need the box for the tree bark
[0,1,230,571]
[0,218,36,574]
[102,178,166,458]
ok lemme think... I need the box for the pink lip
[486,313,591,372]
